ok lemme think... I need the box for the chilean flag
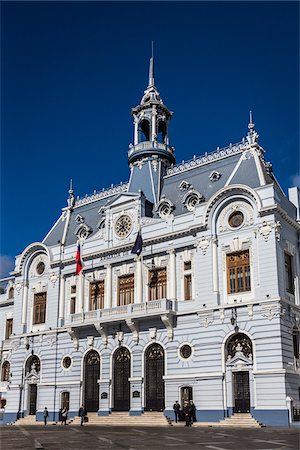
[75,243,83,275]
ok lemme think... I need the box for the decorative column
[151,106,157,141]
[104,264,112,309]
[212,236,219,292]
[58,275,65,326]
[21,281,28,332]
[168,249,176,300]
[134,117,139,145]
[135,257,143,304]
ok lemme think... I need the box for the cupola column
[151,106,157,141]
[134,116,139,146]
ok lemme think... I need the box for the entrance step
[217,413,264,428]
[13,415,56,426]
[69,412,168,426]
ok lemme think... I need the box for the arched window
[8,287,14,299]
[1,361,10,382]
[25,355,41,375]
[157,120,166,143]
[293,327,300,359]
[138,119,150,142]
[226,333,253,360]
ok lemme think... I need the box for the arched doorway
[226,333,253,414]
[145,343,165,411]
[83,350,100,412]
[25,355,40,415]
[113,347,130,411]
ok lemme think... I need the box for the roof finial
[148,41,155,87]
[247,110,259,145]
[248,110,255,131]
[67,178,75,208]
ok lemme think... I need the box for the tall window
[148,268,167,301]
[1,361,10,382]
[5,318,13,339]
[183,261,192,301]
[285,252,294,295]
[33,292,47,324]
[90,281,105,310]
[70,285,76,314]
[118,275,134,306]
[293,327,300,359]
[227,250,251,294]
[8,287,14,299]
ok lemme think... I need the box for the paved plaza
[0,425,298,450]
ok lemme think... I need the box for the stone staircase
[216,413,264,428]
[69,411,168,426]
[13,415,56,426]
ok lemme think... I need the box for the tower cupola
[127,52,175,207]
[128,54,175,167]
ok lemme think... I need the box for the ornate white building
[1,56,299,427]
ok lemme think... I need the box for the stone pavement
[0,424,298,450]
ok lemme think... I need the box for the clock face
[114,214,132,238]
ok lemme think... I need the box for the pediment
[25,372,40,383]
[226,352,252,368]
[105,192,140,209]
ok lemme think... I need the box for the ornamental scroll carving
[257,221,281,242]
[197,237,211,255]
[197,311,214,328]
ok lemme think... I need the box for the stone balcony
[67,298,176,326]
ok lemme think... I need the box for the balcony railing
[68,298,175,325]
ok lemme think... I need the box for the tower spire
[148,41,155,87]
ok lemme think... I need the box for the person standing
[183,401,192,427]
[43,407,49,426]
[78,404,87,426]
[173,400,180,423]
[189,400,196,424]
[61,407,68,425]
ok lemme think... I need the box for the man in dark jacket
[183,401,192,427]
[173,400,180,423]
[43,407,49,426]
[78,404,87,426]
[189,400,196,423]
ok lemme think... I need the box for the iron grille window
[148,268,167,301]
[1,361,10,382]
[90,281,105,310]
[118,274,134,306]
[285,252,294,295]
[5,318,13,339]
[227,250,251,294]
[33,292,47,324]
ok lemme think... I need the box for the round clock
[114,214,132,238]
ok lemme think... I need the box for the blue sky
[1,1,299,277]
